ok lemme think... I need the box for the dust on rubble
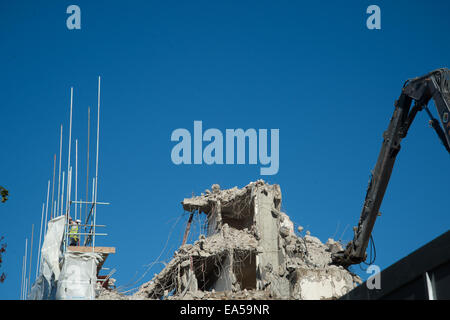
[97,181,361,300]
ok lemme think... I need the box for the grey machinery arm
[332,68,450,267]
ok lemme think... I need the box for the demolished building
[131,181,361,300]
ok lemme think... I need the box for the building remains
[99,180,361,300]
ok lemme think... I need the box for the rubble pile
[96,286,130,300]
[133,226,259,300]
[100,181,361,300]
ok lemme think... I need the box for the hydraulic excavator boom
[332,68,450,267]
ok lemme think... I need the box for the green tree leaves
[0,186,8,203]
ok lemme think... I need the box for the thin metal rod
[75,139,78,221]
[36,203,45,280]
[79,198,82,244]
[28,224,35,295]
[44,181,50,238]
[27,224,34,294]
[93,76,101,250]
[69,233,107,236]
[64,167,72,218]
[57,125,63,217]
[67,167,72,216]
[91,176,95,236]
[20,256,23,299]
[91,178,95,207]
[39,187,48,283]
[85,107,90,228]
[72,200,110,205]
[20,254,25,299]
[65,168,72,228]
[61,171,65,216]
[27,225,34,296]
[66,87,73,217]
[64,167,72,251]
[51,154,56,219]
[93,181,98,247]
[21,252,26,299]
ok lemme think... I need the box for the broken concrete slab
[129,181,361,300]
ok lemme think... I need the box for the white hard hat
[76,219,81,223]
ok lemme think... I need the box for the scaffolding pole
[64,167,72,252]
[20,254,25,300]
[23,238,28,300]
[36,203,45,280]
[51,154,56,219]
[93,76,101,250]
[75,139,78,221]
[43,180,50,239]
[67,166,72,216]
[27,224,34,296]
[66,87,73,218]
[72,200,109,205]
[85,106,90,229]
[61,171,65,216]
[57,125,63,218]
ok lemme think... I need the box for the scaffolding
[21,76,116,300]
[64,200,110,252]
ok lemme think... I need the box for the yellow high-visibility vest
[69,225,79,241]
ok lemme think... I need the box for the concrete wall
[253,184,290,298]
[291,267,355,300]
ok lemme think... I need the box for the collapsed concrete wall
[133,181,361,300]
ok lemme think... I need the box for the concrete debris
[96,287,131,300]
[95,278,130,300]
[128,180,360,300]
[176,289,273,300]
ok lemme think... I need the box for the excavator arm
[332,68,450,267]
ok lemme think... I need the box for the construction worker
[68,217,79,246]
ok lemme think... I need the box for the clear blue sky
[0,1,449,299]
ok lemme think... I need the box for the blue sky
[0,1,449,299]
